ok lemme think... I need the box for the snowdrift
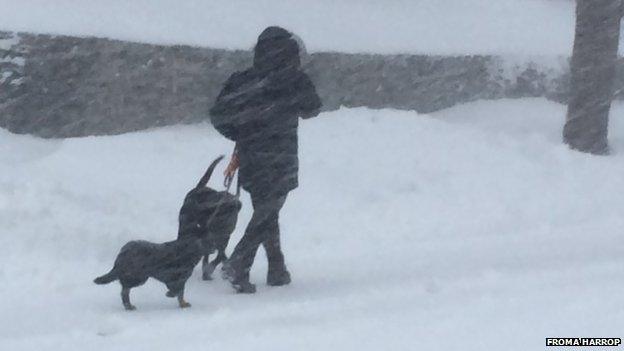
[1,99,623,350]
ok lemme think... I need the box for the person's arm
[297,74,322,119]
[210,74,244,141]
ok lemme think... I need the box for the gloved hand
[223,151,239,187]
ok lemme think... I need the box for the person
[209,26,322,293]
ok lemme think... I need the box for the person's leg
[262,227,284,269]
[262,194,291,286]
[225,193,286,292]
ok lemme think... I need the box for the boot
[222,260,256,294]
[267,266,291,286]
[232,280,257,294]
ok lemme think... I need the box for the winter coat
[210,26,322,198]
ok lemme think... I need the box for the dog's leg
[202,254,212,281]
[213,251,228,266]
[177,286,191,308]
[166,282,180,298]
[121,287,136,311]
[204,251,227,280]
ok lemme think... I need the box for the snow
[1,98,623,350]
[0,0,576,55]
[0,33,19,50]
[8,77,23,86]
[488,54,570,85]
[0,71,12,83]
[0,56,24,67]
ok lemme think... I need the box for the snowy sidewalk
[1,99,623,350]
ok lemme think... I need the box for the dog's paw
[166,290,177,298]
[202,273,213,281]
[179,301,191,308]
[124,304,137,311]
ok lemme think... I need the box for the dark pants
[229,192,287,281]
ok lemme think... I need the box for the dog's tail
[94,268,118,285]
[195,155,225,189]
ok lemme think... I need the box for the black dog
[93,238,203,310]
[178,155,242,280]
[94,156,238,310]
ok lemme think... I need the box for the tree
[563,0,622,155]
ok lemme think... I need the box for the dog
[177,155,242,280]
[93,237,203,310]
[94,156,239,310]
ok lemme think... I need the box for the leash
[224,171,241,198]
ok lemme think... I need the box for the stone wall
[0,31,605,138]
[1,32,250,137]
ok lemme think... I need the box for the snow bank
[1,99,623,350]
[0,0,575,55]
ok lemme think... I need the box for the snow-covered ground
[1,98,623,350]
[0,0,576,55]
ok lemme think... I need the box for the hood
[253,26,301,74]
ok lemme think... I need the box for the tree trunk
[564,0,622,155]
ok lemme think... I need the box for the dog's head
[178,156,242,242]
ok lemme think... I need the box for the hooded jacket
[210,27,322,197]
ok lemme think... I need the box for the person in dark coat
[209,26,322,293]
